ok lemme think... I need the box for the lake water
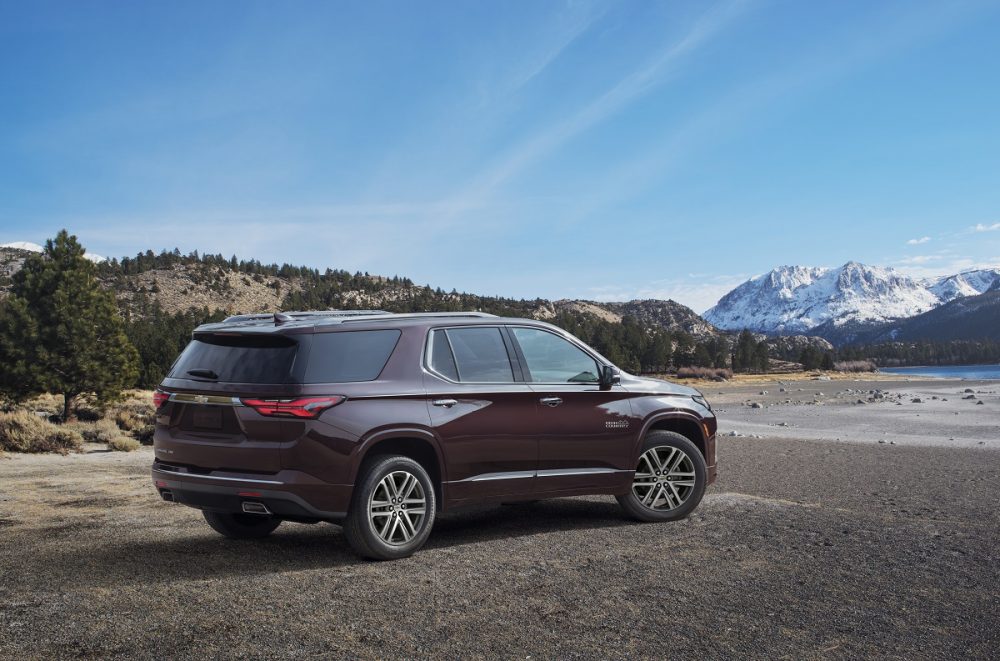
[881,365,1000,380]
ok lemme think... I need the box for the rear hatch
[155,332,304,473]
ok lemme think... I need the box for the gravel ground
[2,386,999,659]
[704,378,1000,448]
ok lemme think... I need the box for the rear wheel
[343,455,436,560]
[617,430,706,522]
[203,510,281,539]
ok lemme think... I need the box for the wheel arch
[352,429,445,507]
[639,413,707,460]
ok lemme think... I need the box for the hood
[620,373,701,397]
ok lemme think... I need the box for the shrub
[114,409,144,432]
[136,425,155,445]
[0,411,84,454]
[74,419,141,451]
[834,360,877,372]
[107,393,155,432]
[675,366,733,381]
[74,404,103,422]
[107,434,140,452]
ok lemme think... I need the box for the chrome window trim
[423,326,521,385]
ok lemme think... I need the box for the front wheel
[617,430,707,522]
[343,455,436,560]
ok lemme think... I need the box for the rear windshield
[303,330,400,383]
[169,334,298,384]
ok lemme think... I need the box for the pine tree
[0,231,139,420]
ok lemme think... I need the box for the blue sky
[2,0,999,312]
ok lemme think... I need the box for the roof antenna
[274,312,293,325]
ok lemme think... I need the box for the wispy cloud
[906,236,931,245]
[495,3,606,98]
[973,222,1000,232]
[444,0,749,214]
[559,0,993,223]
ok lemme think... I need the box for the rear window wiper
[186,368,219,380]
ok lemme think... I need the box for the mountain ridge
[705,261,1000,340]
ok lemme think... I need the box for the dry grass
[0,390,155,454]
[0,411,84,455]
[71,419,140,452]
[106,434,140,452]
[655,369,886,389]
[675,366,733,381]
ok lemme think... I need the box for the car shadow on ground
[40,497,637,588]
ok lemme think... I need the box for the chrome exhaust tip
[242,501,271,515]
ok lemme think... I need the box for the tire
[343,455,437,560]
[203,510,282,539]
[617,430,707,522]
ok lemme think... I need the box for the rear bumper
[152,462,351,520]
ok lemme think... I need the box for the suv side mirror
[599,365,620,390]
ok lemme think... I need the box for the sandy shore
[1,378,997,658]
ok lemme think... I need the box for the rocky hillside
[534,299,719,336]
[108,263,300,315]
[1,245,722,340]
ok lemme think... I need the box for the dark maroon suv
[152,311,717,559]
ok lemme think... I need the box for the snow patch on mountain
[704,262,940,333]
[1,240,105,263]
[1,241,44,252]
[927,269,1000,302]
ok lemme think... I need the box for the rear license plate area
[191,406,223,430]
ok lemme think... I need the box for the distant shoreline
[881,364,1000,380]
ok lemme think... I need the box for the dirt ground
[1,379,998,659]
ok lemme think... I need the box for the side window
[304,330,401,383]
[438,327,514,382]
[511,327,600,383]
[429,329,459,381]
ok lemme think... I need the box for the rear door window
[169,334,299,384]
[435,327,514,382]
[429,329,460,381]
[304,329,401,383]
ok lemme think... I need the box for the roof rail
[222,310,390,323]
[341,311,498,323]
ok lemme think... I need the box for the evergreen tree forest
[8,240,996,403]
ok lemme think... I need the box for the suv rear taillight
[240,396,346,419]
[153,390,170,409]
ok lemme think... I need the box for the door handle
[540,397,563,407]
[432,399,458,408]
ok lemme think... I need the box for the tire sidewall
[621,431,707,522]
[351,455,436,560]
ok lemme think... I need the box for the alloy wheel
[369,470,427,545]
[632,446,697,511]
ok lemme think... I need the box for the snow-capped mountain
[927,269,1000,302]
[704,262,941,334]
[1,241,105,263]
